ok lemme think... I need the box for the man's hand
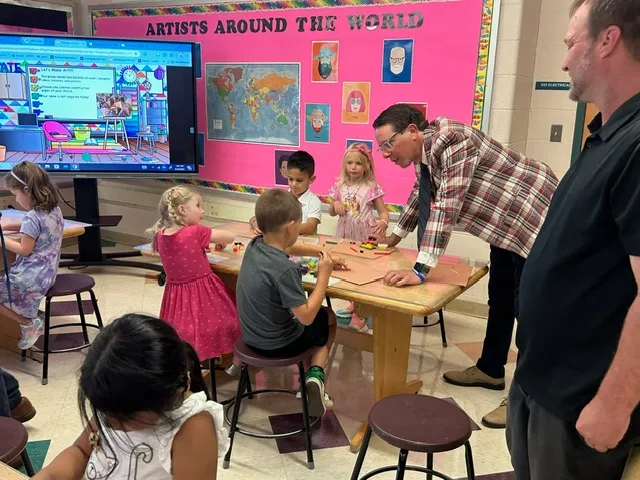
[576,395,630,452]
[333,200,346,216]
[368,233,395,246]
[328,253,349,270]
[383,269,422,287]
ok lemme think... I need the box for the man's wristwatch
[412,262,430,283]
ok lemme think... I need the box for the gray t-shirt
[236,236,306,349]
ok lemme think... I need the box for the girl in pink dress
[328,143,389,331]
[148,186,241,372]
[328,143,389,242]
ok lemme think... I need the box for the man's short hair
[287,150,315,177]
[570,0,640,62]
[372,104,429,133]
[255,189,302,233]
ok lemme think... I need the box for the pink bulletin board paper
[92,0,491,205]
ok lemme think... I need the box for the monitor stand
[59,178,165,284]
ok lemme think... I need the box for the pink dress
[328,181,385,242]
[156,224,240,360]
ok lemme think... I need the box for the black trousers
[476,245,526,379]
[507,380,639,480]
[0,368,21,417]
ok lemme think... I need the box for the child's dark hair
[5,161,59,212]
[278,154,290,168]
[255,188,302,233]
[78,314,209,450]
[287,150,315,177]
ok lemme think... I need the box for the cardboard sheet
[328,241,396,260]
[330,268,385,286]
[427,263,474,287]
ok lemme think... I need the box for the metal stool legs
[350,425,474,480]
[351,425,373,480]
[223,362,314,470]
[419,309,447,347]
[42,298,52,386]
[21,449,35,476]
[464,442,476,479]
[223,364,250,469]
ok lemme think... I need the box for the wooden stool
[0,417,35,476]
[22,273,103,385]
[351,394,476,480]
[223,339,318,470]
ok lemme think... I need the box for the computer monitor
[0,33,199,177]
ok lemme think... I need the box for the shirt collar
[293,188,313,204]
[588,90,640,142]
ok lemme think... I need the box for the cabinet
[0,73,27,100]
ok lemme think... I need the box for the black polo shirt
[515,92,640,422]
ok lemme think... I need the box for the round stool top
[48,273,95,297]
[368,394,472,453]
[234,339,311,368]
[137,132,155,138]
[0,417,28,464]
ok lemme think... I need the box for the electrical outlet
[206,203,221,218]
[550,124,563,142]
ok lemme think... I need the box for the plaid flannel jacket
[393,117,559,262]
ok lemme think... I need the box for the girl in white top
[33,314,228,480]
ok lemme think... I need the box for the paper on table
[330,268,385,286]
[427,263,473,286]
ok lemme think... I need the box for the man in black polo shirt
[508,1,640,478]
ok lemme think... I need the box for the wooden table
[0,462,28,479]
[141,222,488,451]
[0,210,89,354]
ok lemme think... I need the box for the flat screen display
[0,34,199,176]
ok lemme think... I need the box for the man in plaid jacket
[370,104,558,428]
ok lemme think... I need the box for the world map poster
[206,62,300,145]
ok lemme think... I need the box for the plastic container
[73,126,91,142]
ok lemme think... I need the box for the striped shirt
[393,117,559,267]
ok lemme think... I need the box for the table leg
[348,307,422,452]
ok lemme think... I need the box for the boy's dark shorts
[250,307,330,358]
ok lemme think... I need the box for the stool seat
[234,340,310,368]
[47,273,96,297]
[368,394,472,453]
[0,417,28,464]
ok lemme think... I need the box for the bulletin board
[91,0,498,207]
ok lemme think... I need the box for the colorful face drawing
[306,108,328,133]
[389,46,406,75]
[313,43,337,81]
[346,90,366,113]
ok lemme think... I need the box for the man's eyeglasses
[377,131,402,153]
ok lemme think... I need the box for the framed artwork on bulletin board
[91,0,501,205]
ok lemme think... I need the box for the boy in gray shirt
[237,189,337,418]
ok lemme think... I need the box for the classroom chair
[223,339,319,470]
[21,273,104,385]
[0,417,36,476]
[351,394,476,480]
[43,121,73,162]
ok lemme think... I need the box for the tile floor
[1,248,518,479]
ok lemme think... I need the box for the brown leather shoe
[442,366,505,390]
[11,397,36,423]
[482,397,508,429]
